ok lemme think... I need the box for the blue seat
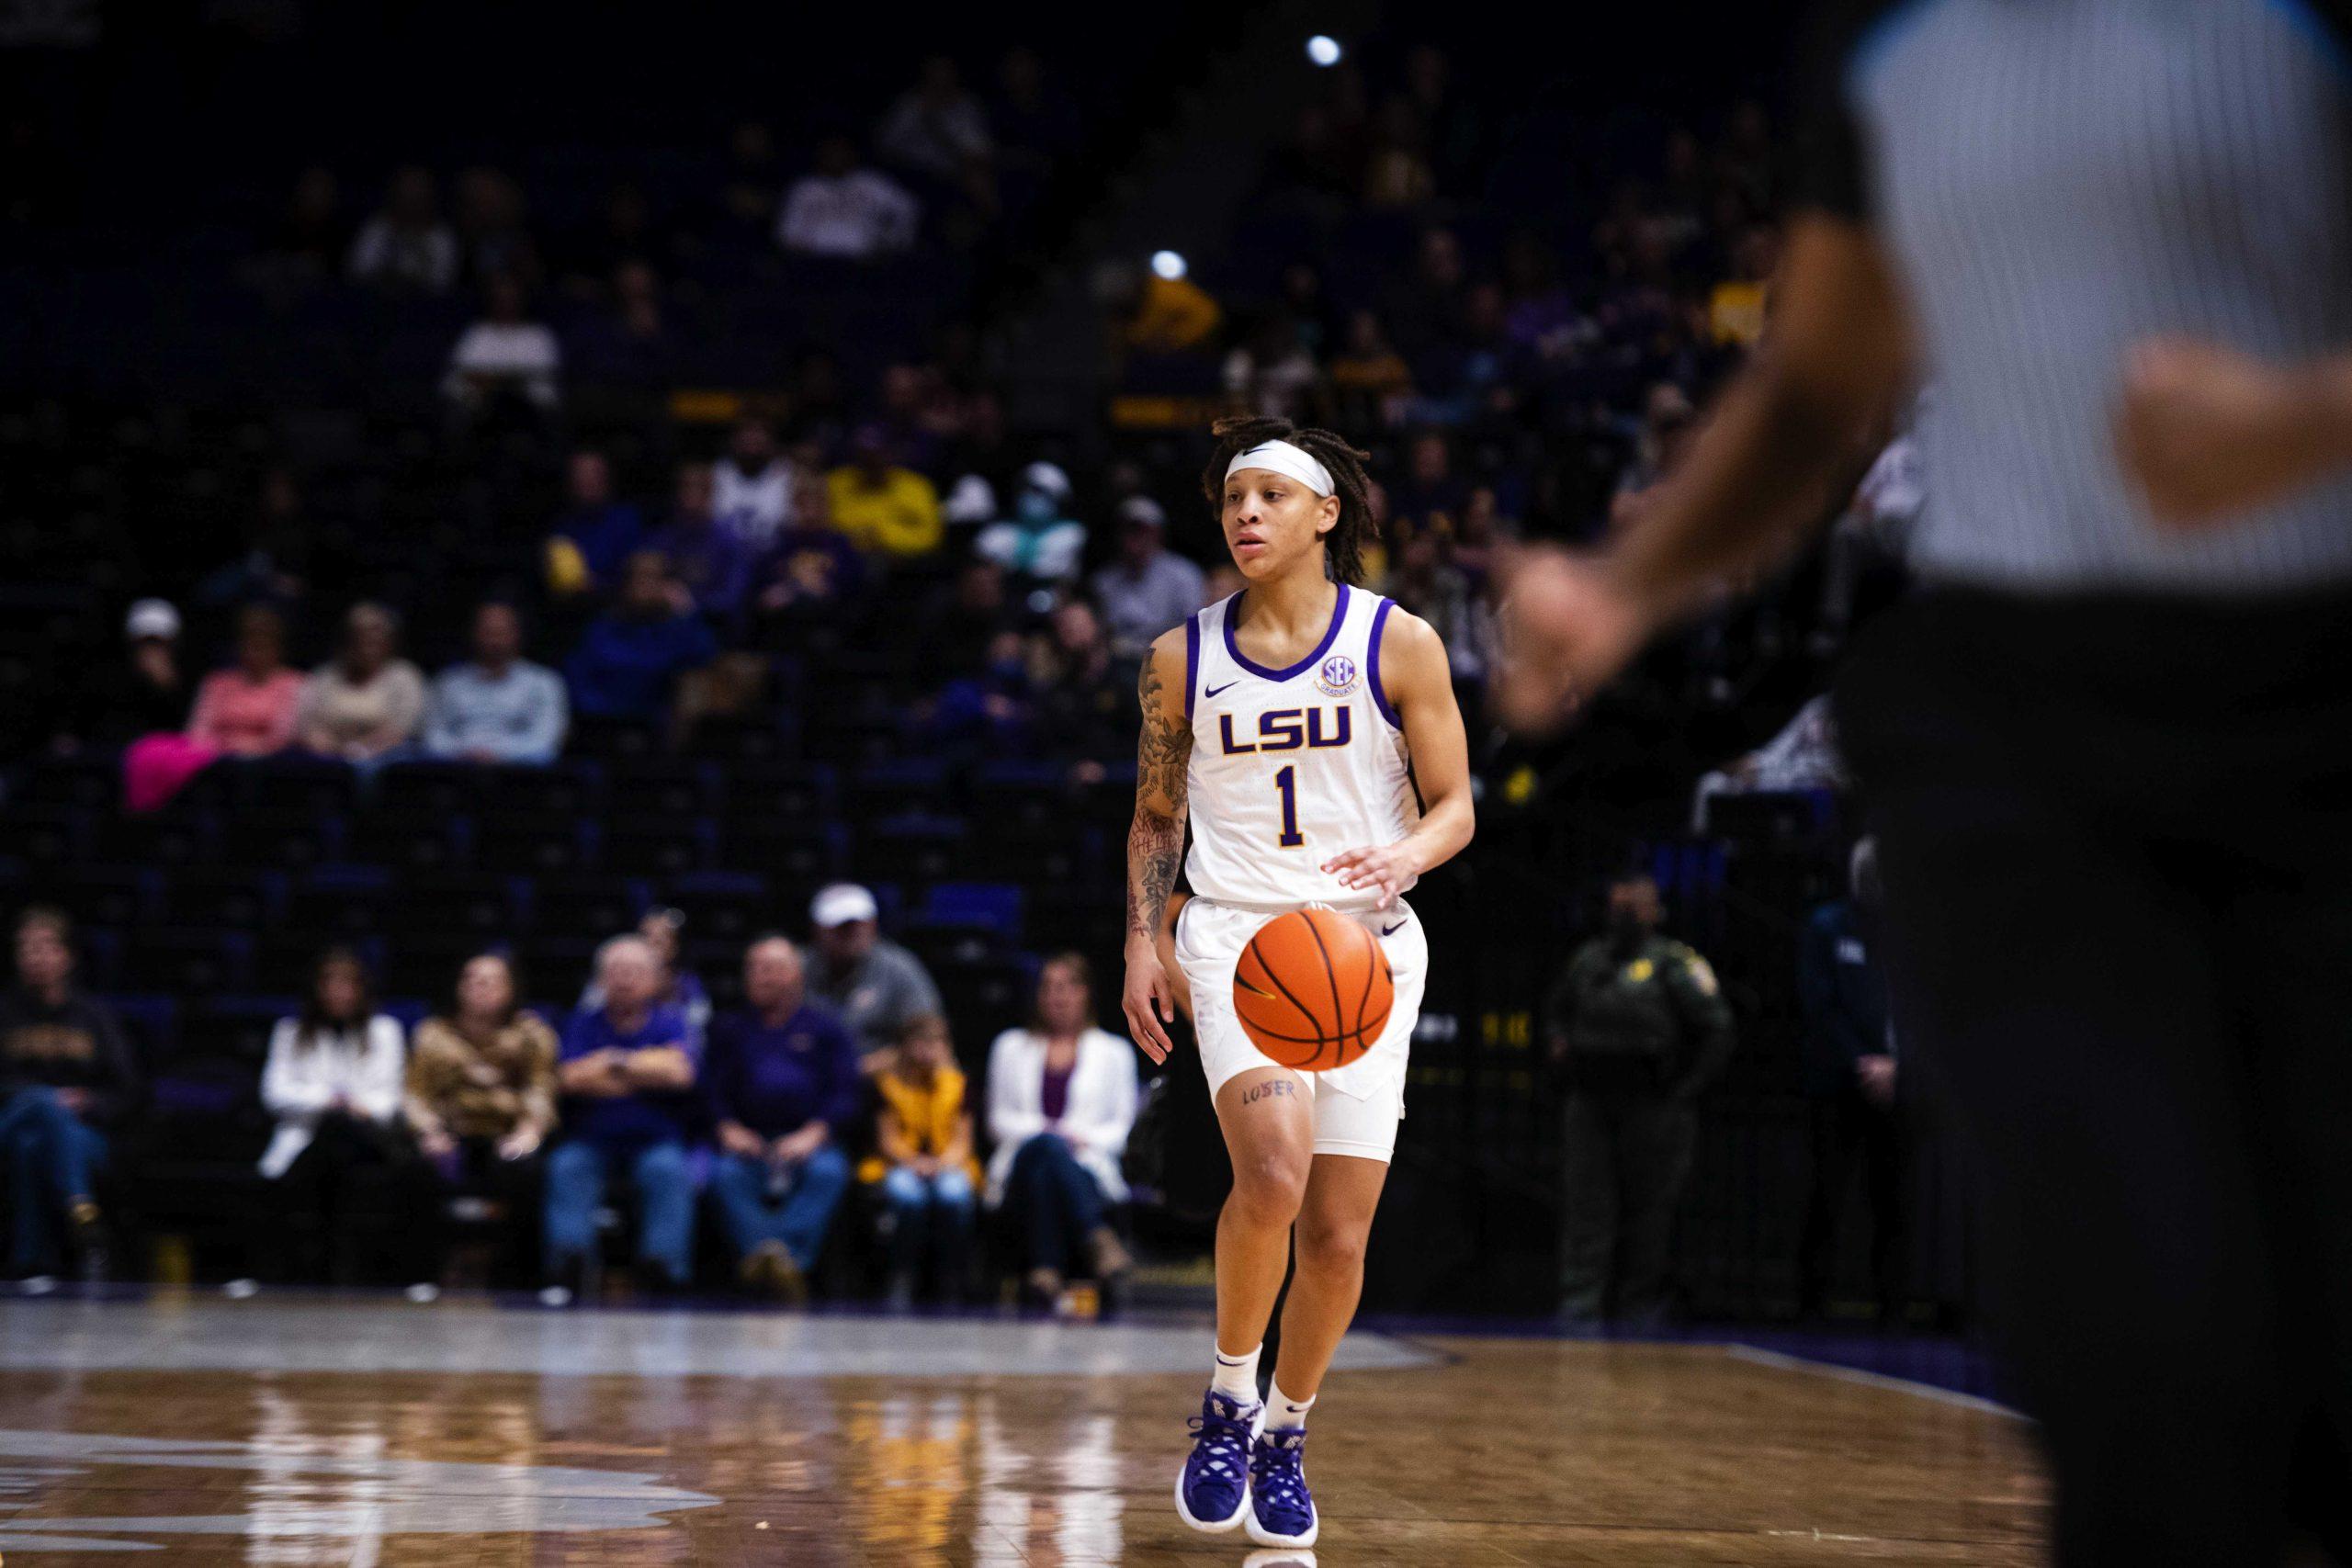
[915,882,1023,942]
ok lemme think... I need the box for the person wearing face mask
[1544,870,1734,1328]
[973,461,1086,592]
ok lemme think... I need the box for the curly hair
[1199,415,1380,586]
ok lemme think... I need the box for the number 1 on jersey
[1273,764,1303,847]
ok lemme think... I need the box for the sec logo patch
[1314,655,1360,698]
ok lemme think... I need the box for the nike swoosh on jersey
[1380,920,1406,935]
[1204,681,1237,699]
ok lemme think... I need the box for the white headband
[1227,439,1335,497]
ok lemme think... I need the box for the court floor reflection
[0,1296,2046,1564]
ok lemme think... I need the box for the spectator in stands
[879,55,994,184]
[826,426,943,558]
[405,951,557,1286]
[255,164,347,290]
[1690,695,1846,833]
[1384,226,1472,366]
[1363,93,1438,209]
[451,166,542,295]
[776,133,920,262]
[917,556,1012,689]
[705,937,859,1302]
[55,599,191,752]
[990,45,1080,176]
[1545,873,1735,1327]
[974,461,1085,589]
[347,165,457,294]
[424,602,568,764]
[1611,381,1697,526]
[1030,598,1128,770]
[1091,497,1204,661]
[196,468,312,612]
[1709,224,1776,350]
[564,552,719,725]
[1383,525,1487,683]
[1223,313,1323,423]
[572,260,678,387]
[710,420,794,553]
[1389,431,1468,537]
[442,274,560,419]
[259,948,411,1283]
[1797,839,1905,1323]
[1326,309,1414,431]
[187,604,305,758]
[297,603,425,763]
[863,1010,978,1308]
[546,449,644,602]
[985,954,1137,1305]
[807,884,943,1065]
[0,909,136,1281]
[578,908,711,1051]
[714,119,782,249]
[752,495,870,649]
[1105,259,1222,356]
[647,462,754,629]
[544,935,702,1300]
[924,626,1035,762]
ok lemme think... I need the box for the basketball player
[1122,416,1475,1548]
[1498,4,2352,1558]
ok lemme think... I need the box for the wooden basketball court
[0,1294,2045,1564]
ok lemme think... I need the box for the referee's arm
[1494,215,1910,729]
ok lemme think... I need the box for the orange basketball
[1232,908,1395,1072]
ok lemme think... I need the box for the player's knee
[1293,1213,1369,1277]
[1229,1150,1310,1226]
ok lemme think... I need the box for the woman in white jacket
[259,947,409,1282]
[985,953,1141,1303]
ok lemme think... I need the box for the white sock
[1265,1379,1314,1431]
[1210,1343,1262,1404]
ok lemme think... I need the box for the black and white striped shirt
[1808,0,2352,592]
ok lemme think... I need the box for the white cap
[125,599,181,642]
[1022,461,1072,503]
[809,883,879,929]
[944,472,997,524]
[1118,495,1167,529]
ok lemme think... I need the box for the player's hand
[2116,336,2352,528]
[1122,942,1177,1065]
[1492,546,1654,736]
[1323,843,1416,910]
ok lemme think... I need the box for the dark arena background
[0,1,2048,1562]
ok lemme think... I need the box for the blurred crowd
[1,897,1141,1310]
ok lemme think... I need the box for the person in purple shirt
[547,448,645,600]
[645,462,755,631]
[564,551,720,723]
[541,935,701,1302]
[705,936,859,1303]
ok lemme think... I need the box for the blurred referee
[1500,2,2352,1561]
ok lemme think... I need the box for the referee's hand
[2116,336,2352,528]
[1493,546,1649,735]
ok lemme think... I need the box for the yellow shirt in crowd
[827,465,944,558]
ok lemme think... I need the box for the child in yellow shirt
[860,1013,980,1305]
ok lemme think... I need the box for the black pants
[1837,588,2352,1566]
[423,1137,544,1287]
[272,1112,424,1285]
[1797,1091,1906,1319]
[1557,1094,1696,1325]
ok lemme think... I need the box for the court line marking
[1724,1343,2029,1422]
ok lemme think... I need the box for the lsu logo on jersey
[1218,706,1352,754]
[1313,654,1359,699]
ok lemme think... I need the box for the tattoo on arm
[1126,654,1192,940]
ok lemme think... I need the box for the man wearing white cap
[806,884,944,1066]
[54,599,191,751]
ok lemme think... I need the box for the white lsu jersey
[1182,583,1420,912]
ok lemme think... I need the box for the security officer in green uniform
[1545,871,1734,1326]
